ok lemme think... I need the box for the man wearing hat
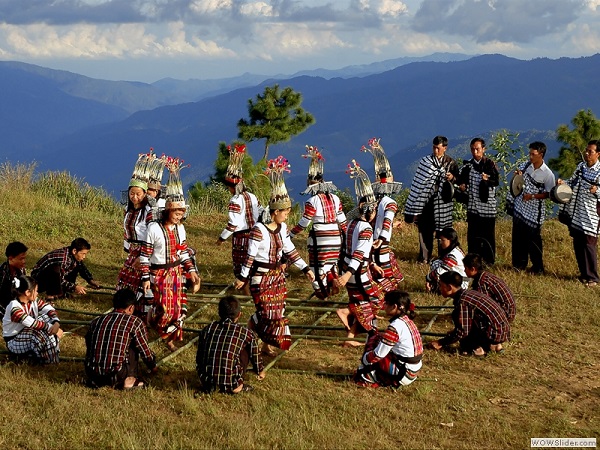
[456,138,500,266]
[404,136,459,264]
[289,145,346,300]
[556,139,600,287]
[511,141,555,275]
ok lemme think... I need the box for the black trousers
[571,228,599,283]
[35,266,78,296]
[512,216,544,273]
[467,213,496,265]
[86,347,140,388]
[416,200,439,263]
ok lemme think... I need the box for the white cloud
[585,0,600,11]
[377,0,409,17]
[253,23,350,57]
[240,2,274,17]
[565,22,600,53]
[189,0,233,15]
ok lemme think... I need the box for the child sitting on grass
[2,275,63,364]
[354,290,423,388]
[196,295,266,394]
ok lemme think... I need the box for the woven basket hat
[265,155,292,210]
[224,143,247,194]
[347,159,376,209]
[129,153,150,191]
[146,148,166,191]
[164,156,189,210]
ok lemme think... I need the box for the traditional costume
[146,148,167,211]
[0,262,26,317]
[289,145,347,299]
[361,137,404,292]
[357,313,423,387]
[472,271,516,323]
[340,161,383,333]
[238,156,310,350]
[219,144,263,277]
[427,246,469,293]
[140,157,197,342]
[438,288,510,353]
[116,152,156,316]
[3,293,60,364]
[31,246,95,297]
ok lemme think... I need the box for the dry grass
[0,175,598,449]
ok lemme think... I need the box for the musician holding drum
[510,142,556,275]
[556,140,600,287]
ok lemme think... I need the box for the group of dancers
[1,137,518,393]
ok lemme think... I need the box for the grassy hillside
[0,165,598,449]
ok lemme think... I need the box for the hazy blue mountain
[14,54,600,199]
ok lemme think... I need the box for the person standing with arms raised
[404,136,459,264]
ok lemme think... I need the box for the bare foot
[336,308,351,331]
[343,340,364,348]
[261,343,276,357]
[166,341,177,352]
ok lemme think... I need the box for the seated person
[3,276,62,364]
[0,241,28,317]
[196,295,266,394]
[354,290,423,388]
[463,253,516,323]
[85,289,157,390]
[429,271,510,357]
[31,237,100,300]
[426,227,469,294]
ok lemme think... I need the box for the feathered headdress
[301,145,337,195]
[265,155,292,210]
[146,148,166,191]
[129,153,150,191]
[164,156,189,210]
[347,159,376,207]
[224,143,247,194]
[360,137,402,195]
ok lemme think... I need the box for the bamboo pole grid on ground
[0,283,453,380]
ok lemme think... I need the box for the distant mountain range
[1,53,599,199]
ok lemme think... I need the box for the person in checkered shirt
[463,253,516,323]
[196,296,266,394]
[429,271,510,357]
[85,289,157,390]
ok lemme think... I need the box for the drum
[441,180,454,203]
[509,173,524,197]
[550,184,573,204]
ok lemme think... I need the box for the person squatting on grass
[235,156,315,356]
[0,241,28,317]
[463,253,516,323]
[354,291,423,388]
[335,161,384,347]
[85,289,157,390]
[31,237,100,301]
[429,271,510,357]
[426,227,468,294]
[196,295,266,394]
[2,275,62,364]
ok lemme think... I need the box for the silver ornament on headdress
[164,156,189,210]
[146,148,166,191]
[360,137,402,195]
[300,145,337,195]
[129,152,151,191]
[265,155,292,210]
[347,159,376,207]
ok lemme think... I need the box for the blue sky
[0,0,598,82]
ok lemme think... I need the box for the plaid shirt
[196,318,264,392]
[513,161,555,228]
[472,271,516,323]
[31,247,94,293]
[85,311,156,376]
[458,156,499,218]
[440,289,510,346]
[0,262,26,310]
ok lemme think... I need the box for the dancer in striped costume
[235,156,315,355]
[557,140,600,287]
[360,137,404,292]
[140,157,200,352]
[289,146,346,300]
[355,291,423,388]
[217,144,263,285]
[117,152,156,318]
[335,161,383,347]
[404,136,459,263]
